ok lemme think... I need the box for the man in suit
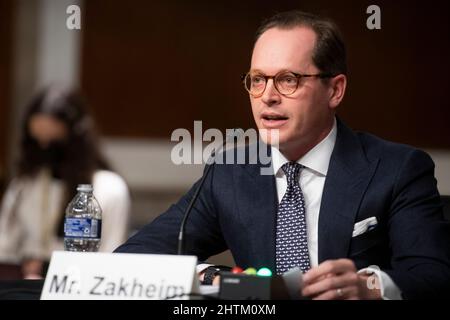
[115,11,450,299]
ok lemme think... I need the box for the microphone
[177,128,242,255]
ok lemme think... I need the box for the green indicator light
[256,267,272,277]
[244,267,257,275]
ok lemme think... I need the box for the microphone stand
[177,129,240,255]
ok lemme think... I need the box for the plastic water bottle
[64,184,102,252]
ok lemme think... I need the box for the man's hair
[255,10,347,76]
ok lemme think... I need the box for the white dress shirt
[270,118,401,300]
[271,121,336,268]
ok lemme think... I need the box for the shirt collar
[271,117,337,177]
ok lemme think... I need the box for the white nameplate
[41,251,199,300]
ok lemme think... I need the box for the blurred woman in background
[0,85,130,279]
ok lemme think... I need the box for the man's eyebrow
[249,68,299,74]
[249,69,264,74]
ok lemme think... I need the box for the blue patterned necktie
[275,162,311,274]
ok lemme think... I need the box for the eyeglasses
[242,70,334,97]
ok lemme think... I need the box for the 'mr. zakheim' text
[49,274,184,299]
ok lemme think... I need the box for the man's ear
[328,74,347,109]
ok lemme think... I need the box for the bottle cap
[77,184,93,192]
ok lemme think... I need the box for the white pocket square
[352,217,378,237]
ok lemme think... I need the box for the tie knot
[281,162,302,186]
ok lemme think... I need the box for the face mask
[33,140,68,177]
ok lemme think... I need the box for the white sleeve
[93,171,131,253]
[197,263,213,274]
[0,179,25,263]
[358,266,403,300]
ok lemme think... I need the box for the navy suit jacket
[115,119,450,299]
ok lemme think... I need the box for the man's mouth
[261,113,289,128]
[262,114,288,120]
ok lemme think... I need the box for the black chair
[442,195,450,221]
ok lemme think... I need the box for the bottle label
[64,218,102,239]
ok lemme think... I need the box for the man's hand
[301,259,382,300]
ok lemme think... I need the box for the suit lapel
[318,119,379,263]
[236,122,379,268]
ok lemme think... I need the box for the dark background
[0,0,13,182]
[81,0,450,145]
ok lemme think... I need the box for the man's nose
[261,79,281,106]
